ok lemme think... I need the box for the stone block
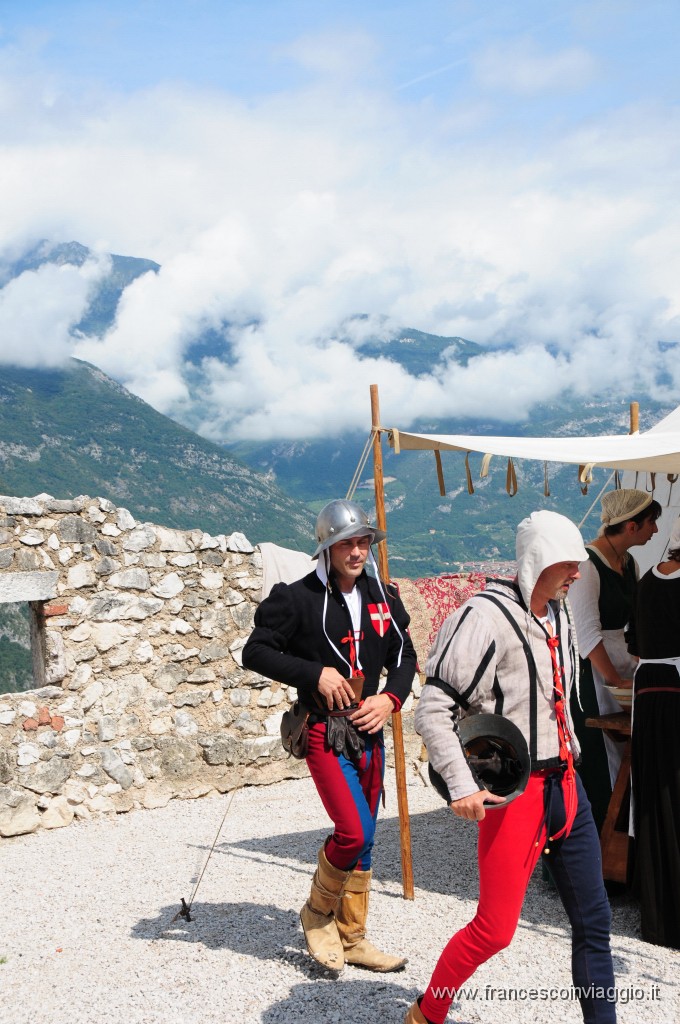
[95,556,121,576]
[173,711,198,736]
[226,532,254,553]
[200,551,223,566]
[231,602,254,631]
[199,571,223,591]
[152,663,188,694]
[198,733,242,766]
[97,716,118,742]
[1,496,44,515]
[46,498,86,513]
[100,749,134,789]
[108,568,151,590]
[19,754,71,794]
[198,640,230,664]
[67,563,97,589]
[15,549,40,570]
[0,570,58,602]
[87,591,163,621]
[242,736,282,761]
[186,667,216,684]
[169,553,197,567]
[151,572,185,599]
[19,529,45,546]
[122,525,157,552]
[155,527,192,552]
[0,795,40,837]
[171,690,210,708]
[156,736,197,778]
[80,680,104,711]
[230,688,251,708]
[57,515,97,543]
[41,795,75,829]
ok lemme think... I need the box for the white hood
[516,510,588,609]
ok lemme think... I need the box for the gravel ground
[1,769,678,1024]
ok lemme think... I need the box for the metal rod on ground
[370,383,415,901]
[172,786,239,922]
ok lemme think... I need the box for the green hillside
[0,603,32,695]
[0,360,313,550]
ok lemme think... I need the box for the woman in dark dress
[569,489,660,833]
[630,515,680,948]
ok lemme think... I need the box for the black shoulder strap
[475,592,538,762]
[423,674,470,711]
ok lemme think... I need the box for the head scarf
[600,488,652,528]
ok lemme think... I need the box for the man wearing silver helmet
[405,511,617,1024]
[242,499,416,974]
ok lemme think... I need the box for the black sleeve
[241,583,324,693]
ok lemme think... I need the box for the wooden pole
[629,401,639,434]
[370,384,415,900]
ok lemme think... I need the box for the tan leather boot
[334,867,408,972]
[403,1000,428,1024]
[299,846,349,971]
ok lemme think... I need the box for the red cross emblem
[367,603,391,637]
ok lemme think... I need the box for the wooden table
[584,710,631,884]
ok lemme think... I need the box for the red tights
[420,773,548,1023]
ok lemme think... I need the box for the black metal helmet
[428,713,531,808]
[311,499,386,559]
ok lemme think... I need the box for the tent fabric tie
[506,458,517,496]
[579,463,595,485]
[434,450,446,496]
[465,452,474,494]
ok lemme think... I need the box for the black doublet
[242,569,416,705]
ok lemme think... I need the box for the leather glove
[326,714,365,762]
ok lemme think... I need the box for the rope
[346,429,376,500]
[578,471,615,530]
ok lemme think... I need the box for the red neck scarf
[546,632,577,842]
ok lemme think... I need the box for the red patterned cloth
[394,573,494,665]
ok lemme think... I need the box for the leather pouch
[280,700,312,759]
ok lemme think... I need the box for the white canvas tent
[387,402,680,574]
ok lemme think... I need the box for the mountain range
[1,240,674,577]
[0,358,312,551]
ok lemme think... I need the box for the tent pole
[630,401,639,434]
[369,384,415,900]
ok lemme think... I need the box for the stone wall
[0,494,327,838]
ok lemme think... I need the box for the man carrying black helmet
[242,499,416,974]
[405,511,618,1024]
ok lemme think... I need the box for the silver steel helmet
[428,713,531,808]
[311,499,386,559]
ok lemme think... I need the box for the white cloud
[0,257,109,367]
[0,26,679,438]
[473,39,598,95]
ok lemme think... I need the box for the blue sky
[1,0,680,439]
